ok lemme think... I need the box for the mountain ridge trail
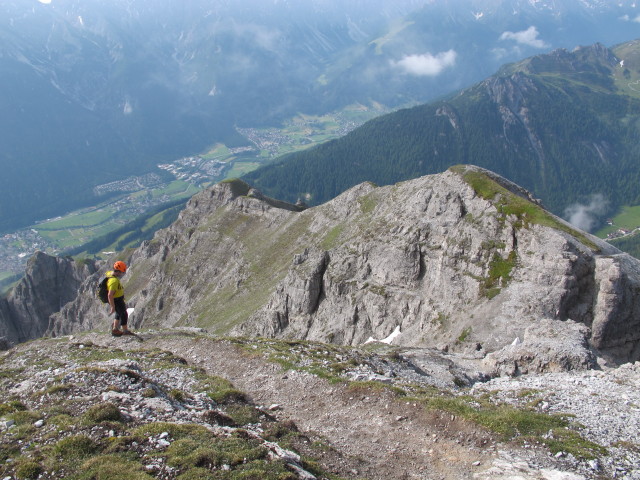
[78,331,592,480]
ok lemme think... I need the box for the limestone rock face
[0,251,97,346]
[235,168,638,364]
[482,319,597,377]
[47,168,640,366]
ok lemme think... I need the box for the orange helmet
[113,261,127,273]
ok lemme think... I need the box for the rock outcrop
[0,251,98,347]
[48,167,640,367]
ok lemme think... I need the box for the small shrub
[175,467,217,480]
[543,428,608,460]
[78,454,154,480]
[45,383,73,395]
[52,434,100,460]
[207,376,247,404]
[457,327,472,344]
[49,413,76,430]
[83,402,122,424]
[9,410,42,426]
[169,389,186,402]
[225,405,261,426]
[202,409,236,427]
[15,460,43,480]
[230,459,297,480]
[141,387,156,398]
[0,444,20,464]
[216,434,269,466]
[263,420,299,441]
[165,439,220,469]
[0,400,27,415]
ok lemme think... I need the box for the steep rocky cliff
[0,251,97,346]
[49,167,640,366]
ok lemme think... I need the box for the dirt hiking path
[86,333,503,480]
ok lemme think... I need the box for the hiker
[107,261,133,336]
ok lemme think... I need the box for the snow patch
[365,326,401,345]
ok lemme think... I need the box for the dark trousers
[114,296,128,326]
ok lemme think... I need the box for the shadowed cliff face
[0,252,98,346]
[47,168,640,365]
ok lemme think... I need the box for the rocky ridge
[0,330,638,480]
[46,166,640,369]
[0,252,97,347]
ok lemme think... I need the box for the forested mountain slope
[243,40,640,220]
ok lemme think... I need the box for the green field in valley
[595,204,640,238]
[226,161,262,178]
[33,180,199,252]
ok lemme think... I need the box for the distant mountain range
[243,39,640,230]
[1,0,640,233]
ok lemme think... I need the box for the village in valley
[0,106,379,289]
[603,218,640,241]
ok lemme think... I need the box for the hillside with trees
[243,41,640,221]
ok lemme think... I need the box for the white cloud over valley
[500,26,548,49]
[392,50,457,77]
[564,194,609,232]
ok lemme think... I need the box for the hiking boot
[122,330,135,336]
[111,329,123,337]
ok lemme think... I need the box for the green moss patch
[452,166,599,251]
[76,455,154,480]
[423,394,607,459]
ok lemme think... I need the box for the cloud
[491,47,511,61]
[37,0,52,3]
[392,50,457,77]
[123,99,133,115]
[500,26,549,49]
[620,14,640,23]
[564,194,609,232]
[226,21,283,52]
